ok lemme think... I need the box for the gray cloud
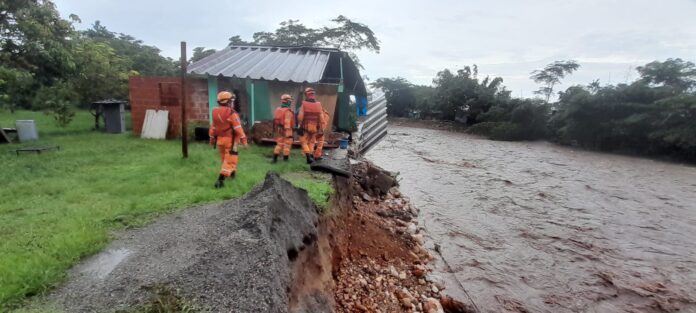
[54,0,696,98]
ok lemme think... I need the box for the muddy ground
[368,123,696,313]
[48,162,468,313]
[327,161,472,313]
[51,173,326,313]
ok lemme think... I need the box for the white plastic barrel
[15,120,39,142]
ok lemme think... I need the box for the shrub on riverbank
[467,98,549,141]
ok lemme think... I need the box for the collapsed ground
[0,111,331,310]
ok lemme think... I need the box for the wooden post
[180,41,189,158]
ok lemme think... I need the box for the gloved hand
[296,127,304,136]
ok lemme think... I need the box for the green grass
[282,172,334,210]
[0,110,333,310]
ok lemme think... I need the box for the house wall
[266,81,338,130]
[128,76,208,138]
[129,75,344,139]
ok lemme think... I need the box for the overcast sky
[54,0,696,98]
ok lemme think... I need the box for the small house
[129,45,367,138]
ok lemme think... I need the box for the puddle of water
[80,248,132,279]
[368,125,696,313]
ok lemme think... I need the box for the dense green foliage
[0,111,332,310]
[376,58,696,161]
[551,74,696,159]
[432,65,511,123]
[0,1,175,125]
[370,77,416,117]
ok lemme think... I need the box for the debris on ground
[330,161,474,313]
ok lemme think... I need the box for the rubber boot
[214,174,225,189]
[305,153,314,164]
[283,155,289,161]
[272,154,278,163]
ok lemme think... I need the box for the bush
[468,98,549,141]
[489,122,525,141]
[34,81,79,128]
[466,122,497,136]
[44,100,76,127]
[552,80,696,161]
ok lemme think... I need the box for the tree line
[1,1,379,126]
[373,59,696,162]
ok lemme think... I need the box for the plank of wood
[0,126,11,144]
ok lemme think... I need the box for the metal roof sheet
[188,46,334,83]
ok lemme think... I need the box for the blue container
[339,139,349,149]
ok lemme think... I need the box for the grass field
[0,110,332,310]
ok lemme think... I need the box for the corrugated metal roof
[188,46,335,83]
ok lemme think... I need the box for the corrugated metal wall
[357,90,388,155]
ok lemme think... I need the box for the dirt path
[367,124,696,313]
[50,173,325,313]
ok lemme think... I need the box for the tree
[82,21,176,76]
[33,80,79,127]
[370,77,416,117]
[530,60,580,103]
[0,67,33,113]
[190,47,217,63]
[0,0,76,109]
[637,58,696,94]
[433,65,510,122]
[70,38,134,105]
[228,35,248,45]
[229,16,380,68]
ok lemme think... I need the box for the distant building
[128,45,367,138]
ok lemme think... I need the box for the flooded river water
[366,124,696,313]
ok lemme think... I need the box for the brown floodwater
[367,124,696,313]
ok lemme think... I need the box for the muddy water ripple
[367,125,696,313]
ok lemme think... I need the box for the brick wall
[129,76,209,138]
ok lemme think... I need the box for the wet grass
[282,171,334,210]
[0,110,333,310]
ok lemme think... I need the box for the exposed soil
[47,158,470,313]
[327,161,474,313]
[50,172,326,313]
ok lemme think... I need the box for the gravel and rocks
[50,172,324,313]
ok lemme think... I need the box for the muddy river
[367,124,696,313]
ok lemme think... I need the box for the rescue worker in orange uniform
[209,91,248,188]
[298,87,326,164]
[272,94,295,163]
[313,109,331,161]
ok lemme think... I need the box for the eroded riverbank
[43,162,464,313]
[367,124,696,313]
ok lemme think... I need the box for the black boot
[214,174,225,189]
[272,154,278,163]
[305,153,314,164]
[283,155,289,161]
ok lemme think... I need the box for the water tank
[15,120,39,142]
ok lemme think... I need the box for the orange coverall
[313,110,331,159]
[273,107,295,157]
[298,100,325,156]
[209,106,247,177]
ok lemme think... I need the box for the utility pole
[180,41,189,158]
